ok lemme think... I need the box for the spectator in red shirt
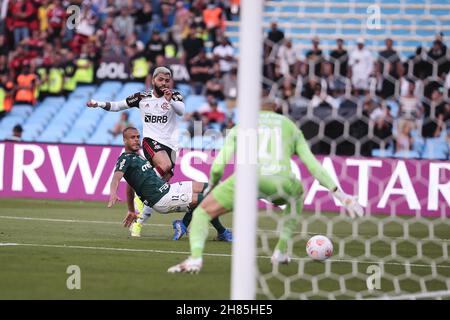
[47,0,66,43]
[202,99,226,130]
[25,29,45,59]
[9,44,30,76]
[11,0,34,47]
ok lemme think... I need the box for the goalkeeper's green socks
[189,206,212,259]
[276,201,302,253]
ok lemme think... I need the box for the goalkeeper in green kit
[168,98,364,273]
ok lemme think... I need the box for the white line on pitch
[1,215,449,242]
[1,242,450,270]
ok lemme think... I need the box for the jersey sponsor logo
[141,162,151,171]
[159,183,169,193]
[144,115,168,123]
[119,158,126,170]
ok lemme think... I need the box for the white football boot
[167,257,203,274]
[271,249,291,265]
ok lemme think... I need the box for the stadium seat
[203,131,224,150]
[176,83,192,97]
[0,116,25,132]
[98,81,123,92]
[178,121,189,131]
[329,7,350,14]
[304,6,324,14]
[371,148,394,158]
[121,82,145,94]
[38,126,67,143]
[421,138,449,160]
[9,105,33,118]
[405,7,426,15]
[85,131,112,145]
[111,133,124,146]
[429,8,449,16]
[380,7,401,15]
[291,26,311,35]
[179,133,192,149]
[185,95,206,113]
[41,96,66,106]
[393,150,420,159]
[20,122,46,141]
[192,136,204,150]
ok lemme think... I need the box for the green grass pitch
[0,198,449,299]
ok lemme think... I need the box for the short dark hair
[122,126,138,138]
[13,124,23,133]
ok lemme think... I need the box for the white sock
[137,205,153,224]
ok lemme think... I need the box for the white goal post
[230,0,264,300]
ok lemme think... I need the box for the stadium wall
[0,141,448,217]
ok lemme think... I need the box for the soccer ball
[306,235,333,261]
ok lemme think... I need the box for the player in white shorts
[89,69,231,240]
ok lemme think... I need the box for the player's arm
[295,128,364,218]
[123,183,138,227]
[295,129,337,192]
[208,127,237,191]
[108,171,123,208]
[164,90,185,116]
[109,156,131,208]
[126,183,135,212]
[86,92,142,112]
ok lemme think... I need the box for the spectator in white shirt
[349,38,374,92]
[213,36,235,74]
[277,38,297,77]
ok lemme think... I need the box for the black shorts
[142,137,176,170]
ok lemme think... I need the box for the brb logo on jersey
[145,114,168,123]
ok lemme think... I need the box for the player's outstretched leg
[168,206,210,273]
[271,184,304,265]
[173,209,232,241]
[168,177,232,273]
[172,211,189,240]
[130,196,153,237]
[172,184,232,241]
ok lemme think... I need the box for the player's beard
[154,85,165,97]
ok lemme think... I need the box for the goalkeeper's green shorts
[211,174,304,210]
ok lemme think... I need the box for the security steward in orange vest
[15,65,37,105]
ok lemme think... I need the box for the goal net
[232,0,450,300]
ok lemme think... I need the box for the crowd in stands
[0,0,448,158]
[264,22,450,157]
[0,0,240,132]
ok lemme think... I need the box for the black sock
[210,217,226,234]
[182,208,193,227]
